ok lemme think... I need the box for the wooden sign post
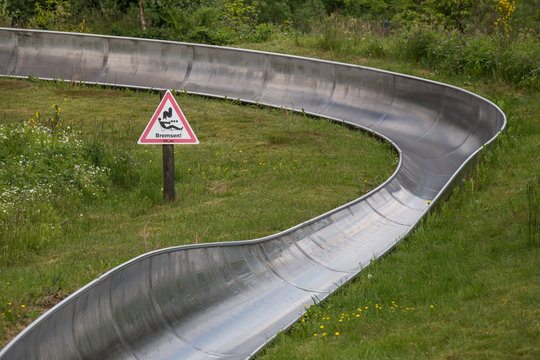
[162,143,175,200]
[160,90,175,202]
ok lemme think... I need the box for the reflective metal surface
[0,28,506,359]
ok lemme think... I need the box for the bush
[316,17,350,53]
[497,35,539,89]
[359,35,387,57]
[293,0,327,33]
[29,0,90,32]
[390,24,539,88]
[424,29,465,74]
[459,35,498,78]
[251,23,273,42]
[258,0,291,24]
[394,25,438,63]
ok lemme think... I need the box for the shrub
[424,29,465,74]
[359,34,387,57]
[394,25,438,63]
[258,0,291,24]
[293,0,327,33]
[0,0,12,26]
[459,35,498,78]
[497,35,539,89]
[390,24,539,89]
[316,18,350,53]
[251,23,274,42]
[29,0,90,32]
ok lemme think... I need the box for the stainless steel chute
[0,28,506,359]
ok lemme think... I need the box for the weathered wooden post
[160,90,175,201]
[162,144,175,200]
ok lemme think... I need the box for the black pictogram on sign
[158,107,184,131]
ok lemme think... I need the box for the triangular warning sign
[138,90,199,144]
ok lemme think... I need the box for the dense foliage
[0,0,537,88]
[2,1,538,37]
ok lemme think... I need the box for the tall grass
[527,176,539,249]
[307,16,539,90]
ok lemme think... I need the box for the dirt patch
[208,181,228,194]
[418,69,434,77]
[266,130,323,146]
[0,289,68,348]
[36,289,68,311]
[0,80,31,90]
[53,88,125,98]
[285,130,323,138]
[1,321,31,348]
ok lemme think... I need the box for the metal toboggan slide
[0,28,506,359]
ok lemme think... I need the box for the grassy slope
[240,37,540,359]
[0,78,396,346]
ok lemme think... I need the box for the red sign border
[138,90,199,144]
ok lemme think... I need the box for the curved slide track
[0,28,505,360]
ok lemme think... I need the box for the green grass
[0,78,397,346]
